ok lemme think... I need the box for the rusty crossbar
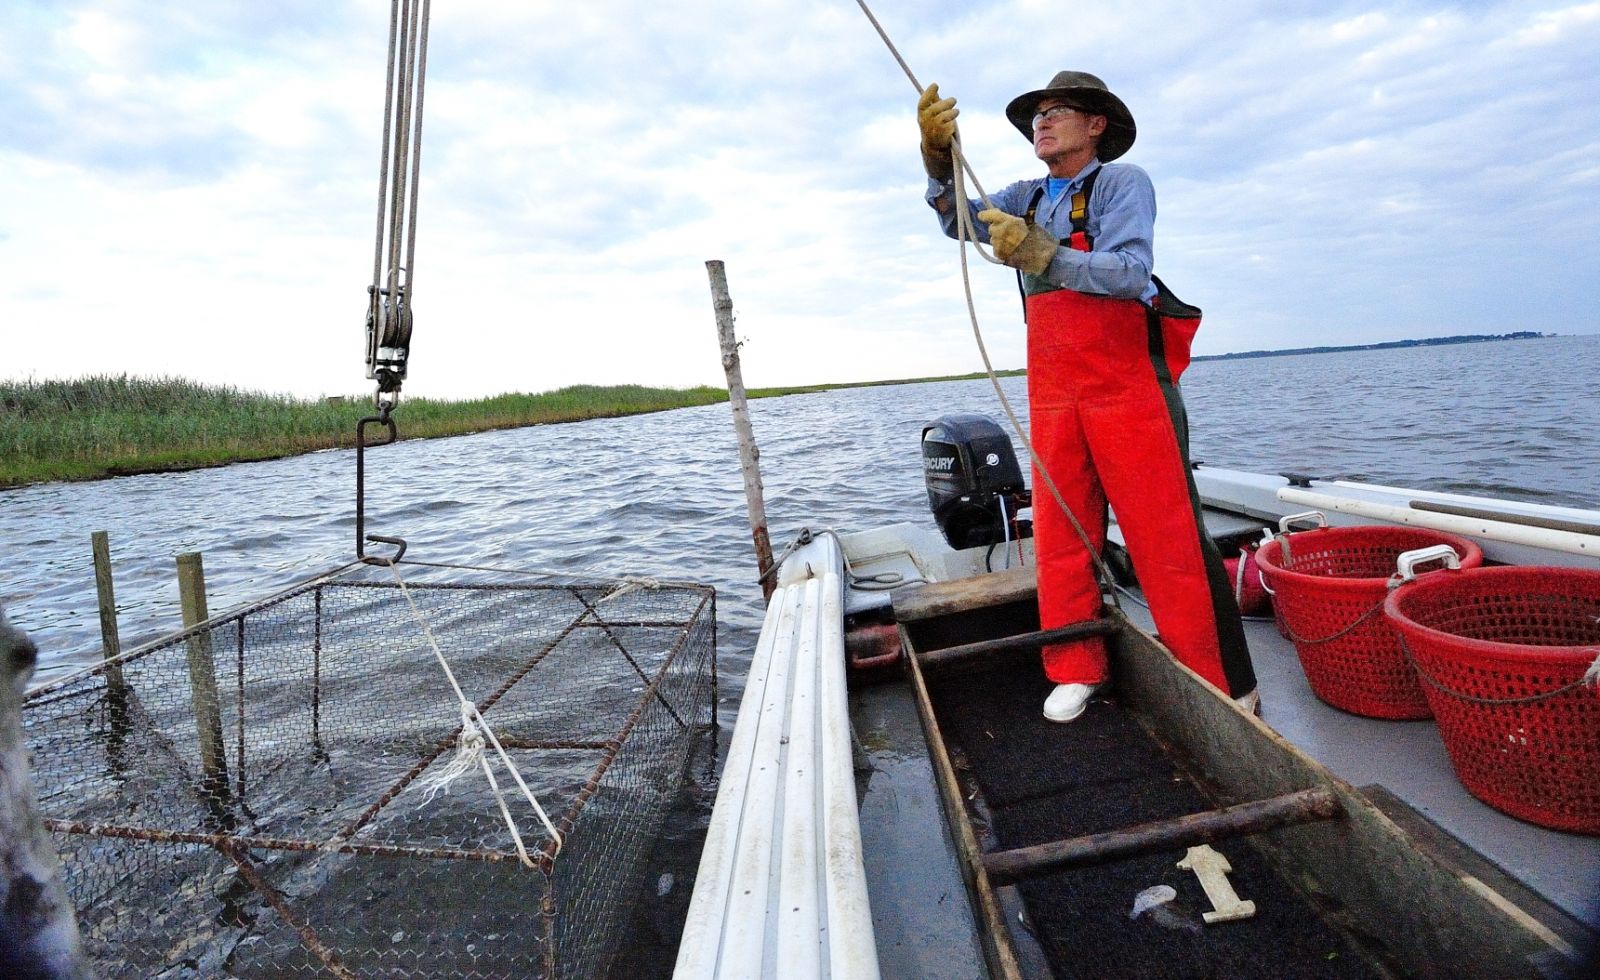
[981,787,1344,886]
[220,840,357,980]
[43,818,525,864]
[551,589,714,848]
[913,619,1122,674]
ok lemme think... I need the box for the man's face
[1032,98,1107,163]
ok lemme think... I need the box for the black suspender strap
[1016,185,1049,309]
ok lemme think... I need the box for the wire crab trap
[23,568,717,978]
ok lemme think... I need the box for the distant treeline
[1194,331,1547,362]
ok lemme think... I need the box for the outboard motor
[921,413,1030,550]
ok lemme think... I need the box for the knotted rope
[381,561,563,867]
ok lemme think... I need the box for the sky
[2,0,1597,401]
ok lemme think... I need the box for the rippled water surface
[1,333,1595,968]
[3,334,1597,688]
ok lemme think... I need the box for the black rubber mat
[929,667,1380,979]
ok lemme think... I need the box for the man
[917,71,1257,722]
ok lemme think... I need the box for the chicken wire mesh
[23,571,717,978]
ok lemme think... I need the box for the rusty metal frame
[29,571,718,977]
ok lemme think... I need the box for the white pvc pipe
[1276,487,1599,561]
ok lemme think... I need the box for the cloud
[1,0,1596,398]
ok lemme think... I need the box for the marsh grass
[0,376,725,487]
[0,369,1025,488]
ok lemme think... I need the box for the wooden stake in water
[175,552,229,799]
[706,259,777,600]
[91,531,127,693]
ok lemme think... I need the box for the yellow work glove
[978,209,1058,276]
[917,83,958,181]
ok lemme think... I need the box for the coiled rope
[851,0,1120,601]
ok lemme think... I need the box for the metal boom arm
[365,0,433,409]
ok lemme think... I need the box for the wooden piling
[706,260,777,600]
[175,552,229,798]
[90,531,127,692]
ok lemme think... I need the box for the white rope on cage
[394,557,697,599]
[599,575,662,603]
[380,560,564,866]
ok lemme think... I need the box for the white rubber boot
[1234,689,1261,716]
[1043,683,1096,723]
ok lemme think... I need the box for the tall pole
[706,260,776,600]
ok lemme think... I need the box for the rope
[767,527,930,592]
[379,560,563,867]
[851,0,1120,601]
[1279,597,1389,647]
[1400,636,1600,707]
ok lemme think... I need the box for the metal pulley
[366,282,413,407]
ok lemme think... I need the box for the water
[1,334,1596,967]
[4,335,1594,687]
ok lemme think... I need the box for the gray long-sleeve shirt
[926,158,1158,302]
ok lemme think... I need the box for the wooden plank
[1361,784,1594,963]
[1110,622,1581,979]
[902,624,1025,980]
[892,565,1036,622]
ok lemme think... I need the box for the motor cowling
[921,413,1030,550]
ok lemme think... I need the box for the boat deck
[924,661,1382,977]
[841,524,1599,976]
[1117,591,1600,941]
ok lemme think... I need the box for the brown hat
[1004,70,1137,161]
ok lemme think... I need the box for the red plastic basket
[1385,566,1600,834]
[1223,547,1271,616]
[1256,526,1483,718]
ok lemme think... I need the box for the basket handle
[1277,511,1327,533]
[1272,511,1328,568]
[1391,545,1462,586]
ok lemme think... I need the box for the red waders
[1024,195,1256,697]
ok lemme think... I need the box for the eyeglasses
[1032,104,1086,126]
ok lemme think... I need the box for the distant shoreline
[1192,331,1549,362]
[0,333,1557,488]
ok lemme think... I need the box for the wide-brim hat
[1004,70,1137,161]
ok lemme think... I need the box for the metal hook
[355,413,407,564]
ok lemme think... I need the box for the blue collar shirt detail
[927,158,1158,302]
